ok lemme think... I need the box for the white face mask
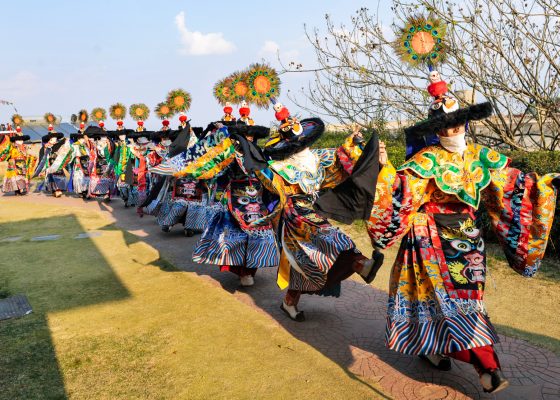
[119,135,126,141]
[438,132,467,154]
[15,140,23,145]
[48,138,57,144]
[162,139,172,146]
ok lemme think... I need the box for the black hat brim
[42,132,64,142]
[227,125,270,140]
[128,131,154,141]
[9,135,31,142]
[264,118,325,161]
[108,129,134,139]
[405,102,493,138]
[84,126,105,136]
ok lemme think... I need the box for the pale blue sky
[0,1,392,129]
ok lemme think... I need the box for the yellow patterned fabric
[399,143,509,208]
[174,137,235,180]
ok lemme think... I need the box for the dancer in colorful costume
[107,103,134,206]
[367,89,560,393]
[151,89,210,235]
[252,102,379,320]
[191,122,279,285]
[1,134,37,196]
[34,114,68,198]
[88,127,114,201]
[67,131,93,198]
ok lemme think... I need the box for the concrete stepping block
[0,236,23,242]
[74,232,102,239]
[0,295,33,321]
[30,235,61,241]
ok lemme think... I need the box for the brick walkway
[6,193,560,399]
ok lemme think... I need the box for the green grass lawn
[0,200,385,400]
[338,221,560,355]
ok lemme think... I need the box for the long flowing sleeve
[0,135,11,162]
[315,134,380,224]
[321,136,362,189]
[46,141,73,173]
[482,167,559,276]
[366,162,430,249]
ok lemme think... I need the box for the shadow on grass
[0,213,131,399]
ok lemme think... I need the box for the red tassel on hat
[16,126,21,133]
[117,120,124,127]
[224,106,233,114]
[48,124,54,132]
[428,81,448,98]
[137,120,144,127]
[179,113,187,122]
[162,119,170,127]
[275,107,290,121]
[99,121,105,128]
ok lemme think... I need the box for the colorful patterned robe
[0,137,37,194]
[256,136,363,295]
[35,139,70,192]
[367,143,559,355]
[69,142,93,194]
[88,140,115,197]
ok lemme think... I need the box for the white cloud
[259,40,300,62]
[259,40,280,56]
[174,11,236,56]
[0,71,63,101]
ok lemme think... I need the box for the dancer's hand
[379,141,388,166]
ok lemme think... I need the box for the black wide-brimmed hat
[92,131,109,140]
[404,102,493,138]
[70,133,84,141]
[152,130,174,142]
[84,125,105,137]
[128,131,154,143]
[202,120,246,135]
[9,135,31,142]
[108,129,134,140]
[227,124,270,140]
[263,118,325,160]
[41,132,64,142]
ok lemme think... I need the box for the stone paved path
[3,192,560,400]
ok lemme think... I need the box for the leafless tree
[283,0,560,150]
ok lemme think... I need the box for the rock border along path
[3,192,559,400]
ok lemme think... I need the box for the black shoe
[162,226,170,233]
[280,302,305,322]
[481,369,509,393]
[419,354,452,371]
[185,229,195,237]
[361,250,384,284]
